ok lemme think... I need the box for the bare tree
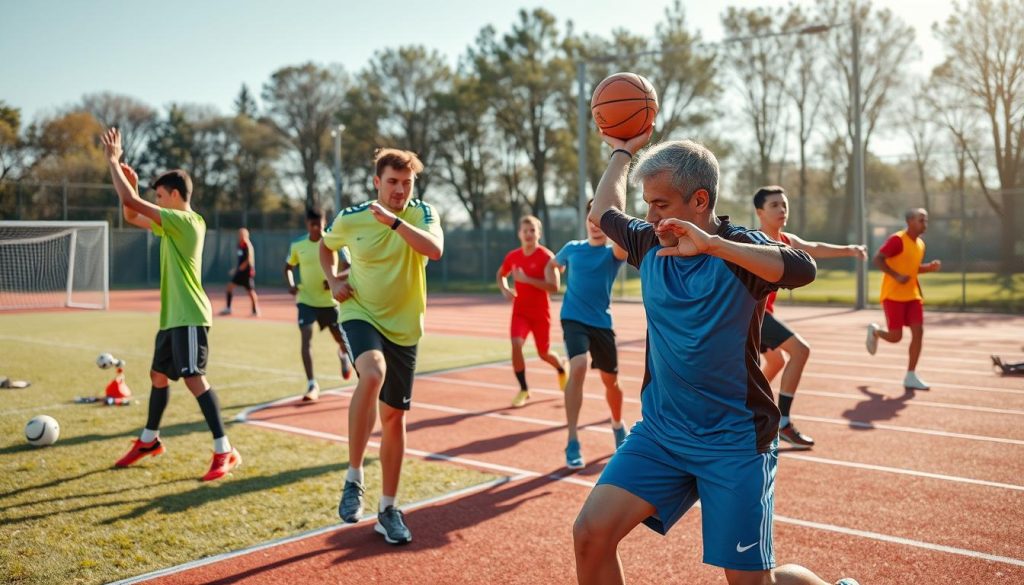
[79,92,157,163]
[897,81,938,210]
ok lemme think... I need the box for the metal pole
[852,15,867,310]
[576,61,589,240]
[62,178,68,221]
[333,126,343,215]
[960,188,967,311]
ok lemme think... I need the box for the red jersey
[764,232,791,314]
[500,246,555,316]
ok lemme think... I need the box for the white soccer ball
[96,353,117,369]
[25,415,60,447]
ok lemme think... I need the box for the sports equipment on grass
[0,221,109,310]
[96,353,124,369]
[590,72,659,140]
[25,415,60,446]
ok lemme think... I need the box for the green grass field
[0,311,512,585]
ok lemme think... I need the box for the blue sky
[3,0,951,122]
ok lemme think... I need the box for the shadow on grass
[841,385,918,429]
[0,418,247,457]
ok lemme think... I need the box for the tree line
[0,0,1021,270]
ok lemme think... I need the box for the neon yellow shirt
[322,199,443,346]
[151,208,213,330]
[287,236,337,308]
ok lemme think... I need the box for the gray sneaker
[835,579,860,585]
[375,505,412,544]
[338,480,364,523]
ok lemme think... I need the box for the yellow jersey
[879,230,925,302]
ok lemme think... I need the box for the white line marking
[780,453,1024,491]
[792,414,1024,445]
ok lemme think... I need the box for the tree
[143,105,232,210]
[79,92,157,163]
[933,0,1024,271]
[234,84,258,118]
[226,112,283,218]
[896,81,938,210]
[0,102,23,181]
[262,62,347,208]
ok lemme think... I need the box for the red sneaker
[202,448,241,481]
[115,438,165,467]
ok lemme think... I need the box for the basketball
[25,415,60,447]
[590,72,659,140]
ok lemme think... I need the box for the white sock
[380,495,396,511]
[346,466,363,484]
[214,436,231,454]
[307,378,317,388]
[610,420,623,429]
[140,428,158,443]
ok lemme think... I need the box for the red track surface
[102,290,1024,585]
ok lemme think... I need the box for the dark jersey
[601,209,816,454]
[235,241,254,277]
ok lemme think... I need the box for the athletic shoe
[201,448,241,481]
[339,349,353,380]
[338,480,365,523]
[865,323,879,355]
[511,390,530,408]
[612,425,628,449]
[114,438,165,467]
[219,307,232,316]
[565,439,585,469]
[251,309,261,318]
[904,371,930,390]
[375,505,412,544]
[557,359,569,391]
[835,579,860,585]
[779,423,814,449]
[303,382,320,402]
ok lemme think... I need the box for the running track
[109,291,1024,584]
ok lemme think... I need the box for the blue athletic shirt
[601,209,816,454]
[554,240,625,330]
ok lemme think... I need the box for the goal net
[0,221,109,310]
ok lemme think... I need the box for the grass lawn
[0,311,508,585]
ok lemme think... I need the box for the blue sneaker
[565,439,584,469]
[612,425,627,449]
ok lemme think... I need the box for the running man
[101,128,240,482]
[320,148,443,545]
[753,185,866,448]
[497,215,568,408]
[285,206,354,402]
[866,208,941,390]
[573,128,859,585]
[221,227,260,316]
[549,198,628,469]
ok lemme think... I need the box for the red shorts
[511,311,551,354]
[882,299,924,329]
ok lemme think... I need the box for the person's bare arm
[785,232,866,260]
[101,128,162,225]
[319,241,353,302]
[873,251,909,284]
[497,267,516,301]
[284,263,298,295]
[368,202,443,260]
[919,259,942,273]
[588,127,655,226]
[611,241,628,261]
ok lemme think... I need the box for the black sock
[514,370,528,391]
[225,291,233,308]
[145,385,169,432]
[556,366,565,374]
[196,388,226,439]
[779,393,795,419]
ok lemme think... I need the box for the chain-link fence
[2,179,1021,311]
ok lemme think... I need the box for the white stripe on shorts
[189,326,197,373]
[759,452,771,568]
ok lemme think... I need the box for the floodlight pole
[851,15,867,310]
[331,124,346,216]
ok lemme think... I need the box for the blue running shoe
[612,425,628,449]
[565,439,584,469]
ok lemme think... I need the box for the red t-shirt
[878,234,904,257]
[500,246,555,316]
[764,233,791,314]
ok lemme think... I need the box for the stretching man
[754,185,866,448]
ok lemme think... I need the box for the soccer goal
[0,221,109,310]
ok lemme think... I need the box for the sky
[3,0,954,125]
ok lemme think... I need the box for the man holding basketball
[753,186,866,449]
[320,148,443,545]
[573,126,858,585]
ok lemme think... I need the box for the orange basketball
[590,72,659,140]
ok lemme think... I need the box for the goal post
[0,221,109,310]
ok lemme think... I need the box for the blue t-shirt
[554,240,624,330]
[601,209,816,455]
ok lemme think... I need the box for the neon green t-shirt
[151,208,213,330]
[322,199,443,346]
[287,236,337,308]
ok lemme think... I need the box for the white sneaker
[903,371,930,390]
[219,307,232,316]
[303,382,320,402]
[865,323,879,355]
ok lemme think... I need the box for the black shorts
[562,319,618,374]
[297,303,340,330]
[760,312,794,353]
[231,270,254,289]
[342,319,417,411]
[152,326,209,381]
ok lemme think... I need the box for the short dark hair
[753,185,786,209]
[586,198,594,213]
[306,206,324,222]
[150,170,193,201]
[374,148,424,177]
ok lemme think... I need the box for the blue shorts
[596,423,778,571]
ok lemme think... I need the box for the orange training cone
[105,367,132,399]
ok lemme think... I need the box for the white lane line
[792,414,1024,445]
[779,453,1024,492]
[105,474,519,585]
[792,390,1024,416]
